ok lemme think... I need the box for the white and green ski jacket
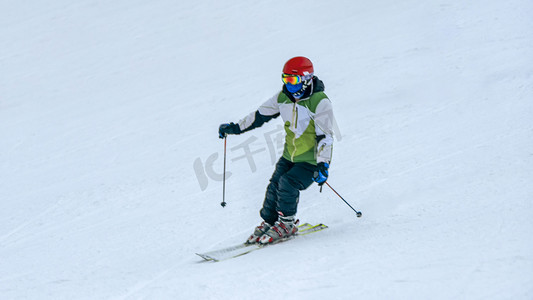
[237,77,335,166]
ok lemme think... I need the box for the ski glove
[218,123,242,139]
[313,162,329,186]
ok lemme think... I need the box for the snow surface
[1,0,532,299]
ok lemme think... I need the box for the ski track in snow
[0,199,62,246]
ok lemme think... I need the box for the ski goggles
[281,73,312,85]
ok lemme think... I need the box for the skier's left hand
[313,162,329,186]
[218,122,242,139]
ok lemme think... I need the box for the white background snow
[1,0,532,299]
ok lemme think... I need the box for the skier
[218,56,336,244]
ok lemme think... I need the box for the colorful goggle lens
[282,74,302,85]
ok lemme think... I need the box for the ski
[196,223,328,262]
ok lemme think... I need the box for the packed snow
[1,0,532,299]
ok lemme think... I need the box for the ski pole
[325,182,362,218]
[221,136,227,207]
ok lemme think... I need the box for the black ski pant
[260,157,316,225]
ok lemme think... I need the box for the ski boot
[258,216,299,244]
[245,221,272,244]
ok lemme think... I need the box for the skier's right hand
[218,123,242,139]
[313,162,329,186]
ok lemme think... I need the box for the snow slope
[1,0,532,299]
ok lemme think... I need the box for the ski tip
[196,253,219,262]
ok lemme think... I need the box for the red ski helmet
[283,56,314,76]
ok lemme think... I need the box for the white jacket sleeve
[314,98,335,164]
[237,92,281,132]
